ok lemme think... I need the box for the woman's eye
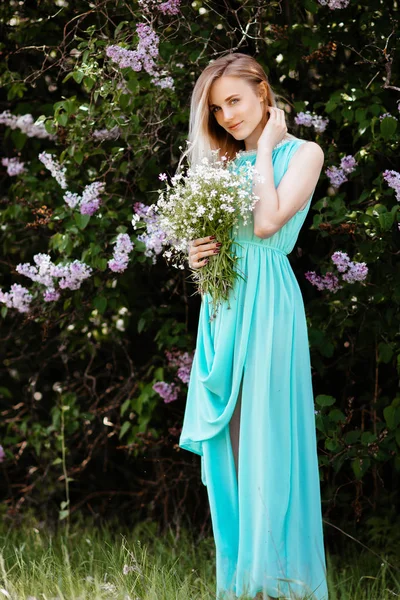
[211,98,239,114]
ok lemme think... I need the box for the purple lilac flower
[331,251,351,273]
[2,157,26,176]
[106,24,175,90]
[305,271,342,293]
[294,111,329,132]
[340,155,357,174]
[138,0,181,14]
[326,166,348,188]
[0,445,5,462]
[152,381,180,403]
[342,262,368,283]
[383,170,400,202]
[63,182,105,215]
[165,349,194,383]
[318,0,350,8]
[43,289,61,302]
[108,233,134,273]
[0,111,56,140]
[17,254,92,298]
[379,112,397,121]
[106,24,159,75]
[64,192,81,209]
[80,198,101,216]
[312,116,329,133]
[294,112,314,127]
[132,202,167,264]
[0,284,33,313]
[92,126,121,141]
[53,261,92,290]
[38,152,67,189]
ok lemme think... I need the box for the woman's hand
[257,106,288,153]
[188,235,221,269]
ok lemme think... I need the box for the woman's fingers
[188,235,220,269]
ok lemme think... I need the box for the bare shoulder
[296,140,324,164]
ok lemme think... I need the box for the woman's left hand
[257,107,288,153]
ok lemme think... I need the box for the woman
[178,53,328,600]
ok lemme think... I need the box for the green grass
[0,518,398,599]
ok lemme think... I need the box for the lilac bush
[305,251,368,293]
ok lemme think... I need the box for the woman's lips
[229,121,243,131]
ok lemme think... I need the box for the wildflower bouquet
[137,150,262,319]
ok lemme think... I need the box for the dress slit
[229,370,244,481]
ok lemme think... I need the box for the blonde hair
[176,52,296,172]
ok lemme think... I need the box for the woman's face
[208,75,265,148]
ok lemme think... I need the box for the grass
[0,518,398,600]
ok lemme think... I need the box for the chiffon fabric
[179,138,328,600]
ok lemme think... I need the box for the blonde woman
[178,53,328,600]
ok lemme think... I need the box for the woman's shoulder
[289,136,324,161]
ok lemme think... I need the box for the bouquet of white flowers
[133,150,262,319]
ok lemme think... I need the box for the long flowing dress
[179,138,329,600]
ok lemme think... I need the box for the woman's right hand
[188,235,221,269]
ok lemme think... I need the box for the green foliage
[0,0,399,534]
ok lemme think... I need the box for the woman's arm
[252,142,324,239]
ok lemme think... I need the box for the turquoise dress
[179,138,328,600]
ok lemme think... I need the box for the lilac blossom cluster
[379,113,398,121]
[0,284,33,313]
[138,0,181,15]
[64,182,105,216]
[15,253,92,304]
[0,111,56,140]
[165,349,194,383]
[326,154,358,189]
[294,111,329,133]
[152,381,180,403]
[383,170,400,202]
[92,126,121,141]
[38,152,67,189]
[132,202,167,264]
[0,445,5,462]
[318,0,350,8]
[1,157,26,176]
[108,233,134,273]
[152,349,194,404]
[106,23,175,90]
[305,251,368,293]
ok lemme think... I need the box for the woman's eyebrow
[209,94,239,109]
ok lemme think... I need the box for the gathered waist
[231,239,288,256]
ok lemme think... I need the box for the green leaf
[380,116,397,140]
[344,430,361,444]
[74,151,84,165]
[325,99,338,114]
[361,432,377,445]
[93,296,107,314]
[74,213,91,230]
[0,387,12,398]
[384,405,400,430]
[52,457,62,465]
[378,212,394,231]
[57,112,68,127]
[378,343,393,364]
[328,409,346,423]
[121,398,131,417]
[59,510,70,521]
[138,317,146,333]
[72,70,84,84]
[352,457,371,480]
[316,394,336,407]
[119,421,131,440]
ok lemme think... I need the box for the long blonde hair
[176,52,295,172]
